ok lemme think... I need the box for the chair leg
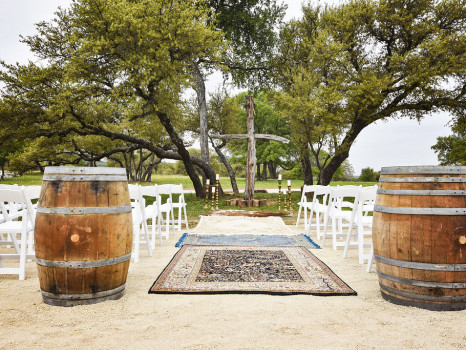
[343,224,355,259]
[133,223,140,263]
[304,207,308,230]
[142,220,152,257]
[157,214,163,244]
[183,206,188,229]
[296,205,303,227]
[170,209,175,233]
[366,245,374,272]
[321,213,332,247]
[178,207,182,231]
[19,232,27,280]
[165,212,170,239]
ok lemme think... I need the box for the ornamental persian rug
[149,246,356,295]
[175,233,320,249]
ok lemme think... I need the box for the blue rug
[175,233,320,249]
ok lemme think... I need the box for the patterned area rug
[149,245,356,295]
[175,233,320,249]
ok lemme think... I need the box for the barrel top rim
[44,166,127,175]
[381,166,466,175]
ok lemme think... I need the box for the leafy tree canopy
[274,0,465,185]
[432,115,466,165]
[0,0,228,196]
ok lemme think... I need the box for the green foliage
[0,0,226,178]
[206,0,287,88]
[208,89,243,135]
[359,167,380,182]
[273,0,465,184]
[432,116,466,165]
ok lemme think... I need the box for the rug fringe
[301,234,321,249]
[175,233,188,247]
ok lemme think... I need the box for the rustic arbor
[212,95,289,201]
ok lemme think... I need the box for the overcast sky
[0,0,452,176]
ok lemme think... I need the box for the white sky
[0,0,452,176]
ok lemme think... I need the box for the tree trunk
[157,111,209,197]
[256,163,261,181]
[192,63,209,174]
[35,161,44,173]
[244,95,256,201]
[142,153,157,182]
[0,163,4,180]
[268,162,276,179]
[262,162,268,181]
[320,119,367,185]
[211,139,239,195]
[301,145,313,185]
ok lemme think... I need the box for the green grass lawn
[1,171,376,226]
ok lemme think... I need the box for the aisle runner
[149,245,356,296]
[190,216,293,235]
[175,233,320,249]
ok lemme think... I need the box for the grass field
[1,171,377,226]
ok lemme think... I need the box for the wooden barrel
[373,166,466,311]
[34,167,133,306]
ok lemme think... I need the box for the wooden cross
[211,95,289,201]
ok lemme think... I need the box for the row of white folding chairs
[0,185,40,280]
[128,183,188,263]
[297,184,377,271]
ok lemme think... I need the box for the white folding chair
[321,186,361,250]
[343,187,377,264]
[295,185,318,229]
[139,184,161,249]
[305,185,331,241]
[128,184,152,263]
[22,185,41,256]
[155,184,175,240]
[169,184,188,231]
[0,188,35,280]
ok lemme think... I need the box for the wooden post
[204,180,210,208]
[215,176,219,210]
[278,179,282,210]
[288,183,292,211]
[244,95,256,201]
[211,184,215,211]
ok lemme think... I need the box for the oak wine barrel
[373,166,466,311]
[34,167,133,306]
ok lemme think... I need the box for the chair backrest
[139,184,158,198]
[128,184,146,222]
[169,184,185,203]
[128,184,140,200]
[329,186,361,211]
[300,185,318,203]
[313,185,331,199]
[0,188,34,228]
[310,185,332,208]
[358,187,377,216]
[156,184,172,204]
[23,185,41,200]
[21,186,40,226]
[156,184,172,195]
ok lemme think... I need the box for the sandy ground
[1,217,465,350]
